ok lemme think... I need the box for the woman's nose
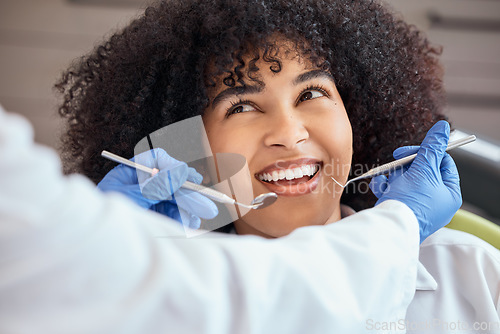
[263,108,309,149]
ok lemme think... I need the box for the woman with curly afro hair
[56,0,446,210]
[55,0,500,329]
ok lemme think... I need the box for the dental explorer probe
[101,150,278,210]
[331,134,476,188]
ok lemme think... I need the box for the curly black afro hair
[56,0,447,211]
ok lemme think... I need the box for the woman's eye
[227,103,256,117]
[298,89,325,103]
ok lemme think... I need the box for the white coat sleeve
[0,107,419,334]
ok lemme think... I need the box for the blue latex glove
[369,121,462,243]
[98,148,218,229]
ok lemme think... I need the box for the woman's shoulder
[420,227,500,276]
[410,227,500,324]
[422,227,499,256]
[414,227,500,323]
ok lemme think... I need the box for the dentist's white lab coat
[0,108,420,334]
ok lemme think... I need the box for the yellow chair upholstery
[446,209,500,249]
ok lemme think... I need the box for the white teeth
[301,165,311,176]
[293,167,303,178]
[257,164,320,182]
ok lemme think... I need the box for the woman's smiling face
[203,50,352,238]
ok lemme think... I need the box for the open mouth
[255,160,323,196]
[257,163,320,185]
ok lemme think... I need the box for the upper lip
[255,158,323,176]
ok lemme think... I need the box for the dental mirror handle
[101,150,246,207]
[180,181,243,206]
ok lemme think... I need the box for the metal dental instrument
[332,134,477,188]
[101,150,278,210]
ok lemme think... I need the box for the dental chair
[447,209,500,250]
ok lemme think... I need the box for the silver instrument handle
[181,181,236,205]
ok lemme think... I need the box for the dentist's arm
[0,108,418,334]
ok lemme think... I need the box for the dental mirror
[247,192,278,209]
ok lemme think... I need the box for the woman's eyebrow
[293,70,335,86]
[211,85,263,109]
[211,70,333,109]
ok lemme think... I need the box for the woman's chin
[235,203,340,238]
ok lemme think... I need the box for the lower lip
[256,169,321,197]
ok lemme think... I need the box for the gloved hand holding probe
[369,121,462,243]
[98,148,218,229]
